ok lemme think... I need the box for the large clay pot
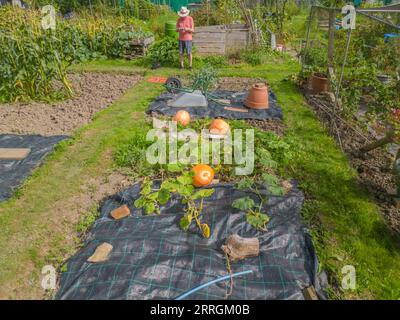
[311,73,328,94]
[244,83,269,110]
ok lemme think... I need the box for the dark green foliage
[144,37,180,67]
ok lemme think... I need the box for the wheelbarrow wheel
[165,77,182,94]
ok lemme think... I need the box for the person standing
[176,7,194,70]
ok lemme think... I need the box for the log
[221,234,260,261]
[224,106,249,113]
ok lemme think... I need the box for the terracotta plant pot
[244,83,269,110]
[311,72,328,94]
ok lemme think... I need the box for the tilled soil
[305,90,400,234]
[0,72,142,136]
[217,76,266,91]
[246,119,286,137]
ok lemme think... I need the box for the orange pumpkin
[173,110,191,126]
[209,119,230,135]
[192,164,215,187]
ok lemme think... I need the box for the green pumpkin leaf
[161,179,179,192]
[232,197,255,211]
[176,184,194,197]
[144,202,156,215]
[246,211,270,230]
[158,188,170,205]
[237,179,253,190]
[140,179,152,195]
[134,197,146,209]
[147,192,159,201]
[262,173,279,186]
[268,185,285,196]
[177,174,193,186]
[167,163,184,172]
[191,188,215,200]
[180,214,192,231]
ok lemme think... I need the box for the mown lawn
[0,57,399,299]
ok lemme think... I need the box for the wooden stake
[303,286,319,300]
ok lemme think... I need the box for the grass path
[0,58,399,299]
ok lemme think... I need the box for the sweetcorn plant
[0,6,152,102]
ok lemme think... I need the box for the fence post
[327,8,335,86]
[302,6,314,68]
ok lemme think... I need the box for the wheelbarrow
[164,76,243,109]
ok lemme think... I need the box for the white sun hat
[178,6,190,17]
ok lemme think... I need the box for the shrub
[202,55,229,68]
[241,49,275,66]
[143,37,180,67]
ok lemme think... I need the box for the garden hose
[174,270,253,300]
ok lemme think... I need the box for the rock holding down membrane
[222,234,260,261]
[87,243,113,263]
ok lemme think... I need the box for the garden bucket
[311,73,328,94]
[165,21,178,39]
[244,83,269,110]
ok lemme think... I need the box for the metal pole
[302,6,314,68]
[327,8,335,72]
[357,11,400,30]
[335,28,352,103]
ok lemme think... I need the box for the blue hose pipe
[174,270,253,300]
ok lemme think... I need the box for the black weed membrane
[0,134,69,202]
[57,182,326,300]
[147,90,283,120]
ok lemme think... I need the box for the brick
[110,204,130,220]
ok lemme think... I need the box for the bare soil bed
[0,72,142,136]
[305,90,400,234]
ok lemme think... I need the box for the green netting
[151,0,203,12]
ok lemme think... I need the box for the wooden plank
[194,43,226,48]
[0,148,31,160]
[195,42,225,46]
[196,50,226,55]
[226,33,248,38]
[194,44,226,49]
[227,32,248,37]
[193,39,226,44]
[195,25,225,32]
[225,23,247,29]
[224,106,249,113]
[194,29,227,34]
[302,286,319,300]
[193,34,226,40]
[196,49,225,54]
